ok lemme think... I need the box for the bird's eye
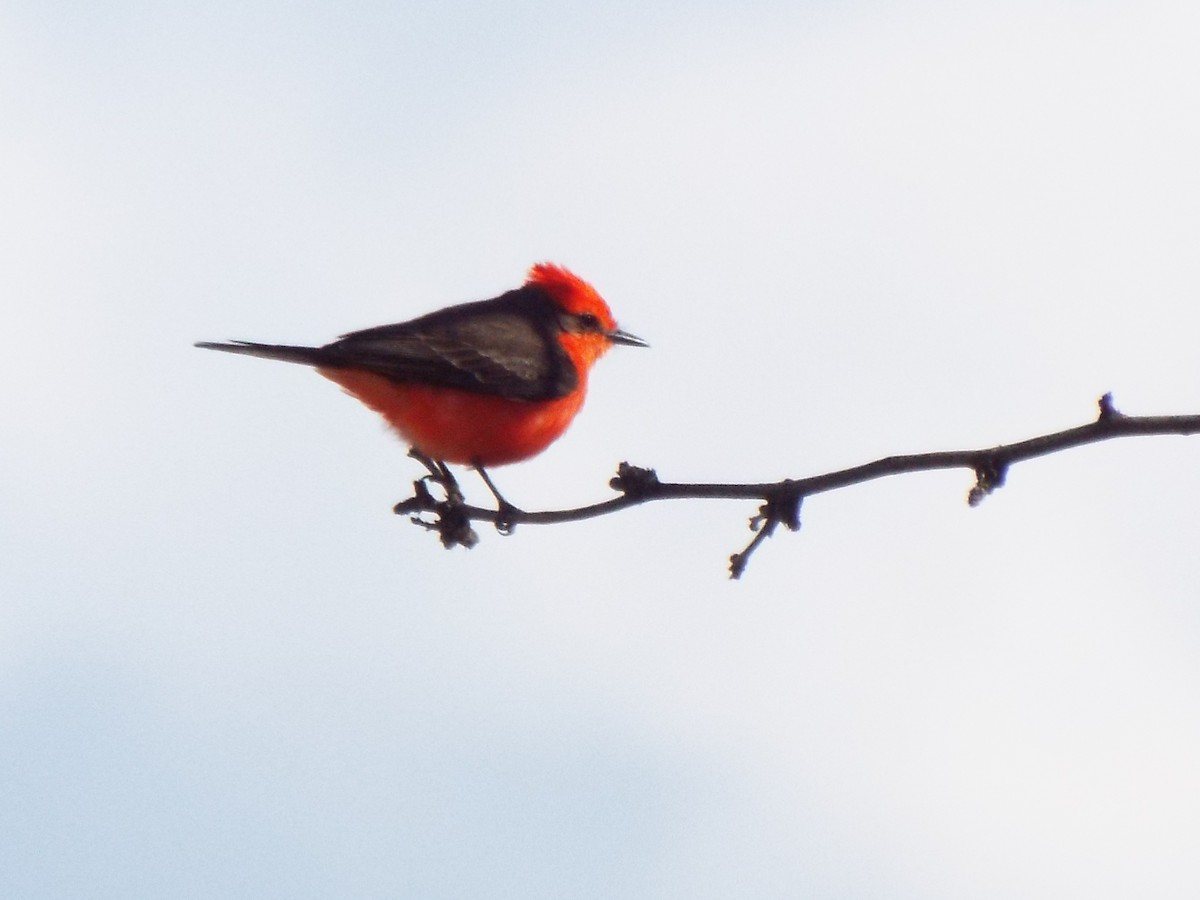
[576,313,601,331]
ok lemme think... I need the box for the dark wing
[318,286,577,401]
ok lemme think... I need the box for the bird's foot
[398,450,477,548]
[472,463,524,535]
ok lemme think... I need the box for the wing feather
[320,286,577,401]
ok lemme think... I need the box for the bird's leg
[408,448,463,503]
[399,449,479,549]
[472,462,523,535]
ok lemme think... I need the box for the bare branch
[393,394,1200,577]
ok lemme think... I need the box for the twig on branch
[393,394,1200,578]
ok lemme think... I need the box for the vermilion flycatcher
[196,264,646,474]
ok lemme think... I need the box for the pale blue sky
[3,1,1200,897]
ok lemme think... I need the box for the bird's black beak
[607,328,649,348]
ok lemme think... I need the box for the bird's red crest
[526,263,617,329]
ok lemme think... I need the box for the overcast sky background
[4,1,1200,897]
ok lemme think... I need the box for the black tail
[194,340,326,366]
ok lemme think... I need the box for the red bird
[196,264,645,480]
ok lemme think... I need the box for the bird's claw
[493,500,523,536]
